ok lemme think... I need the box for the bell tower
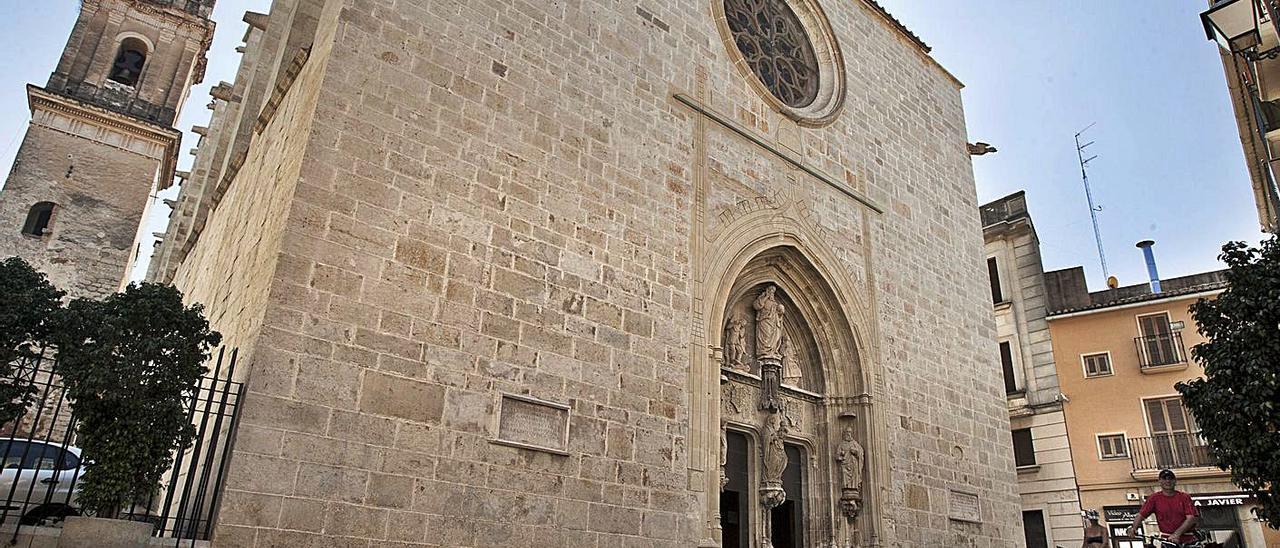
[0,0,215,298]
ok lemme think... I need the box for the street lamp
[1202,0,1263,55]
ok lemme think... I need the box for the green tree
[1178,236,1280,527]
[53,283,220,518]
[0,257,64,426]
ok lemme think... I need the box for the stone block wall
[0,122,157,298]
[166,0,1023,546]
[169,2,330,364]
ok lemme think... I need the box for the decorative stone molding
[26,85,180,189]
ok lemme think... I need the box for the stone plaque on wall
[493,393,571,455]
[948,490,981,523]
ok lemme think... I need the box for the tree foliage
[52,283,220,518]
[1177,236,1280,528]
[0,257,64,425]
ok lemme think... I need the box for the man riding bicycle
[1125,469,1200,546]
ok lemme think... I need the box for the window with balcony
[1012,428,1036,467]
[1127,397,1213,471]
[1083,352,1112,378]
[1097,433,1128,459]
[1135,312,1185,368]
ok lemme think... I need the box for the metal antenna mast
[1075,123,1109,280]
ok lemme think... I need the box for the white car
[0,438,84,527]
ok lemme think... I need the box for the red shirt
[1139,490,1199,542]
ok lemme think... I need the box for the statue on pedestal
[753,285,784,361]
[760,411,788,509]
[836,423,865,519]
[724,315,749,372]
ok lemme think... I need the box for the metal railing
[0,347,243,543]
[1133,332,1186,369]
[1128,432,1216,472]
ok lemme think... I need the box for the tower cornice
[27,84,182,190]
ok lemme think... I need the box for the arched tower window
[108,38,148,87]
[22,202,55,236]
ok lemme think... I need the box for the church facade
[149,0,1022,545]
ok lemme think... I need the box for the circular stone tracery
[715,0,846,126]
[723,0,820,109]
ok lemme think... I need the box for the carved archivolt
[713,249,871,547]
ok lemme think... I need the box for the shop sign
[1192,494,1250,507]
[1104,505,1141,522]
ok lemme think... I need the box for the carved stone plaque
[948,490,981,523]
[494,394,570,455]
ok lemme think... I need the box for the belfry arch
[692,210,888,548]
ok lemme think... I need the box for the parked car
[0,438,84,527]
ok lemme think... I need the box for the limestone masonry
[145,0,1023,546]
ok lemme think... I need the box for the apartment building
[1045,257,1279,547]
[981,192,1083,548]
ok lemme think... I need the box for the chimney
[1136,240,1161,293]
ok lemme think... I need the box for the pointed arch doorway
[712,246,873,548]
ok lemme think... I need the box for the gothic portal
[703,241,876,548]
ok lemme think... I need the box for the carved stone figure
[760,411,788,508]
[836,424,865,519]
[724,315,749,371]
[720,421,730,491]
[780,333,803,386]
[782,400,801,430]
[753,285,785,361]
[723,380,743,417]
[759,362,782,411]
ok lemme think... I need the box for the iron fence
[0,347,243,543]
[1133,332,1186,369]
[1128,432,1216,472]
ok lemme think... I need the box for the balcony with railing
[1128,432,1221,478]
[1133,332,1187,371]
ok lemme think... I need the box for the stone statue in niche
[760,411,788,509]
[755,285,786,411]
[780,333,803,387]
[723,314,749,371]
[836,423,865,519]
[753,285,785,361]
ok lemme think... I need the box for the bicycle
[1134,531,1219,548]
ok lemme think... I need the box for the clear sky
[878,1,1265,289]
[0,2,1265,289]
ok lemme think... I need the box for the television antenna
[1075,123,1109,280]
